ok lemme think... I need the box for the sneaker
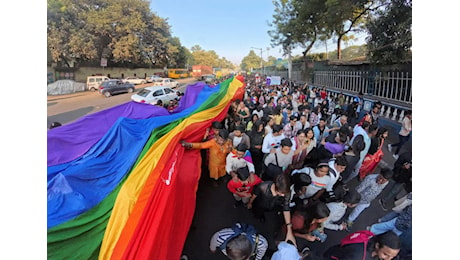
[393,154,399,160]
[387,144,392,152]
[379,198,389,211]
[300,247,310,258]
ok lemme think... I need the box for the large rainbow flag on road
[47,75,245,259]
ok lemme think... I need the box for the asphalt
[181,118,411,259]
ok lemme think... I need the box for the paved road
[47,78,194,127]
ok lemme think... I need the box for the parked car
[201,74,216,83]
[87,76,110,91]
[151,78,180,89]
[131,85,178,105]
[146,75,161,83]
[122,76,146,85]
[98,79,135,97]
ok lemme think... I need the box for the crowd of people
[181,74,412,259]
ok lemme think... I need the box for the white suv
[86,76,110,91]
[152,78,180,89]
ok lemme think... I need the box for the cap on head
[236,166,250,181]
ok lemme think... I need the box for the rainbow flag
[47,76,245,260]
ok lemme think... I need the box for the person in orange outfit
[181,128,233,186]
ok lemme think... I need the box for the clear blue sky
[150,0,366,65]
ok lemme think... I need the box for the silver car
[131,86,178,105]
[152,78,180,89]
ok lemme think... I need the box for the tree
[366,0,412,64]
[268,0,384,61]
[190,45,221,67]
[240,50,262,72]
[323,0,381,60]
[47,0,100,67]
[47,0,174,68]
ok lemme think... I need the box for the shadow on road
[47,106,95,126]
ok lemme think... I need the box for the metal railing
[312,70,412,124]
[313,70,412,105]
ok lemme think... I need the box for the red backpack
[336,230,375,260]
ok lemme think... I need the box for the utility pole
[287,46,292,81]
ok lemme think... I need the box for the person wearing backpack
[263,138,294,181]
[209,222,268,260]
[323,230,401,260]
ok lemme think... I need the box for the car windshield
[137,89,151,97]
[153,79,164,82]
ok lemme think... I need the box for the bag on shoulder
[264,153,283,181]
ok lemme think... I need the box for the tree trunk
[337,34,343,60]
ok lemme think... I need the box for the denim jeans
[347,202,370,222]
[381,180,405,207]
[370,217,402,236]
[391,134,410,155]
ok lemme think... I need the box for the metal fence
[260,68,412,123]
[313,70,412,105]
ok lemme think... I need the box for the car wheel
[104,91,111,97]
[128,88,134,93]
[90,87,96,92]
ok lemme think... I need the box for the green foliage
[327,45,368,60]
[366,0,412,64]
[240,50,263,72]
[269,0,380,60]
[188,45,236,69]
[47,0,233,69]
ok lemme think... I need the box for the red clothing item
[227,175,262,195]
[320,90,327,100]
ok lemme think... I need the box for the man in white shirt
[226,143,255,177]
[261,124,285,154]
[295,114,310,132]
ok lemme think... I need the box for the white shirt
[232,136,242,147]
[261,133,286,154]
[225,152,255,174]
[326,160,341,192]
[292,167,331,199]
[324,202,347,231]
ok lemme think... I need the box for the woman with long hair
[248,119,266,176]
[290,128,316,170]
[358,127,389,181]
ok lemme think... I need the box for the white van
[87,76,110,91]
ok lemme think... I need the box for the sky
[150,0,366,65]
